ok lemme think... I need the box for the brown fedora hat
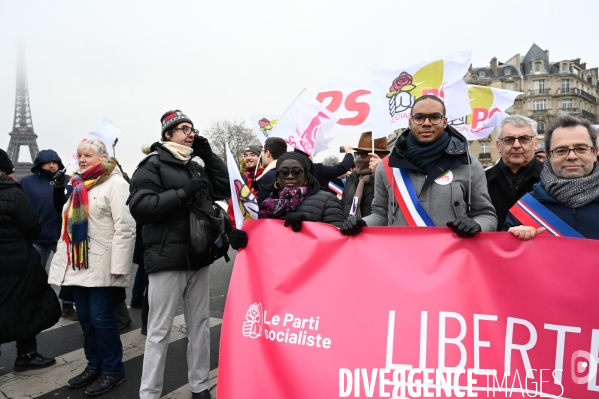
[353,131,388,152]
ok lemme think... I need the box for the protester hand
[508,226,546,241]
[340,215,367,236]
[192,135,213,159]
[51,169,66,188]
[344,145,353,154]
[284,213,307,232]
[446,217,482,238]
[182,177,209,200]
[369,154,382,174]
[229,228,248,249]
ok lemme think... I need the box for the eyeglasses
[550,145,595,158]
[498,135,535,145]
[278,168,304,178]
[411,113,445,125]
[173,126,199,135]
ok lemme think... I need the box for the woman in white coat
[49,139,135,397]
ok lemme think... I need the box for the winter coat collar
[151,142,197,165]
[487,158,543,183]
[388,125,470,190]
[532,181,599,206]
[0,177,20,190]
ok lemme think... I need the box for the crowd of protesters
[0,97,598,397]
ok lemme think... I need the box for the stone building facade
[465,43,599,167]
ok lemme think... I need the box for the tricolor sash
[508,193,584,238]
[383,157,435,227]
[328,181,343,199]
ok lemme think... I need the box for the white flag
[270,89,339,156]
[249,114,281,145]
[70,117,122,167]
[226,144,258,228]
[446,85,523,140]
[370,50,473,138]
[316,77,371,134]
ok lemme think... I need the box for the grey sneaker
[62,305,79,321]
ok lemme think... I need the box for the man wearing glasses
[505,114,599,240]
[485,115,543,230]
[129,110,230,399]
[341,95,497,236]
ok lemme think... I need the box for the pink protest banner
[218,220,599,398]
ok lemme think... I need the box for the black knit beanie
[0,149,15,174]
[160,110,193,140]
[277,151,313,174]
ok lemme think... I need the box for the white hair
[77,139,109,158]
[497,115,538,139]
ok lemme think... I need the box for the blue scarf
[405,131,451,174]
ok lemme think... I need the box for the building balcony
[559,107,579,113]
[580,90,597,103]
[556,88,579,95]
[582,109,598,122]
[531,108,551,114]
[537,129,545,135]
[528,89,550,96]
[478,152,492,161]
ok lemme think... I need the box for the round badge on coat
[434,170,453,185]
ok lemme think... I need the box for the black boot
[13,352,56,372]
[192,389,211,399]
[84,373,125,397]
[68,368,102,389]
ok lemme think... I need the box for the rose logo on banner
[234,179,259,222]
[242,303,262,339]
[258,118,276,135]
[387,71,417,116]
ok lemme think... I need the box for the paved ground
[0,249,236,399]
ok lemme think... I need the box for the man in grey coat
[341,95,497,236]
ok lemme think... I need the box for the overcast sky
[1,0,597,173]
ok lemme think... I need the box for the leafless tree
[203,119,261,165]
[322,155,340,166]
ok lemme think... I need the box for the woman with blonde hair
[49,139,135,397]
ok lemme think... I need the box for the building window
[534,62,541,73]
[573,68,579,75]
[533,100,547,110]
[537,121,545,133]
[535,80,545,92]
[505,82,515,91]
[504,68,511,76]
[478,70,486,77]
[562,79,570,92]
[562,99,573,110]
[588,76,594,85]
[561,63,568,72]
[480,143,489,153]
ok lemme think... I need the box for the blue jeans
[131,264,147,305]
[72,286,124,375]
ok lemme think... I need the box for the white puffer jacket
[49,165,136,287]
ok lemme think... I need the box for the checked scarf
[62,161,107,270]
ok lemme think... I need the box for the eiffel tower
[6,50,39,179]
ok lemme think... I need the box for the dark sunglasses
[277,168,304,178]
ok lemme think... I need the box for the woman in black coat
[0,149,61,371]
[230,151,345,248]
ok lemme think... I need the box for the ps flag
[225,143,258,228]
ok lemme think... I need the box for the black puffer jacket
[266,189,345,228]
[128,143,230,273]
[341,171,375,217]
[0,178,61,344]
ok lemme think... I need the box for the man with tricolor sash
[505,113,599,240]
[341,95,497,236]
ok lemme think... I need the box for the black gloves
[192,135,213,160]
[182,177,209,200]
[51,170,66,189]
[446,217,482,238]
[229,229,248,250]
[284,213,307,232]
[340,215,367,236]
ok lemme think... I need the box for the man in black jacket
[485,115,543,230]
[128,110,230,399]
[295,146,355,193]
